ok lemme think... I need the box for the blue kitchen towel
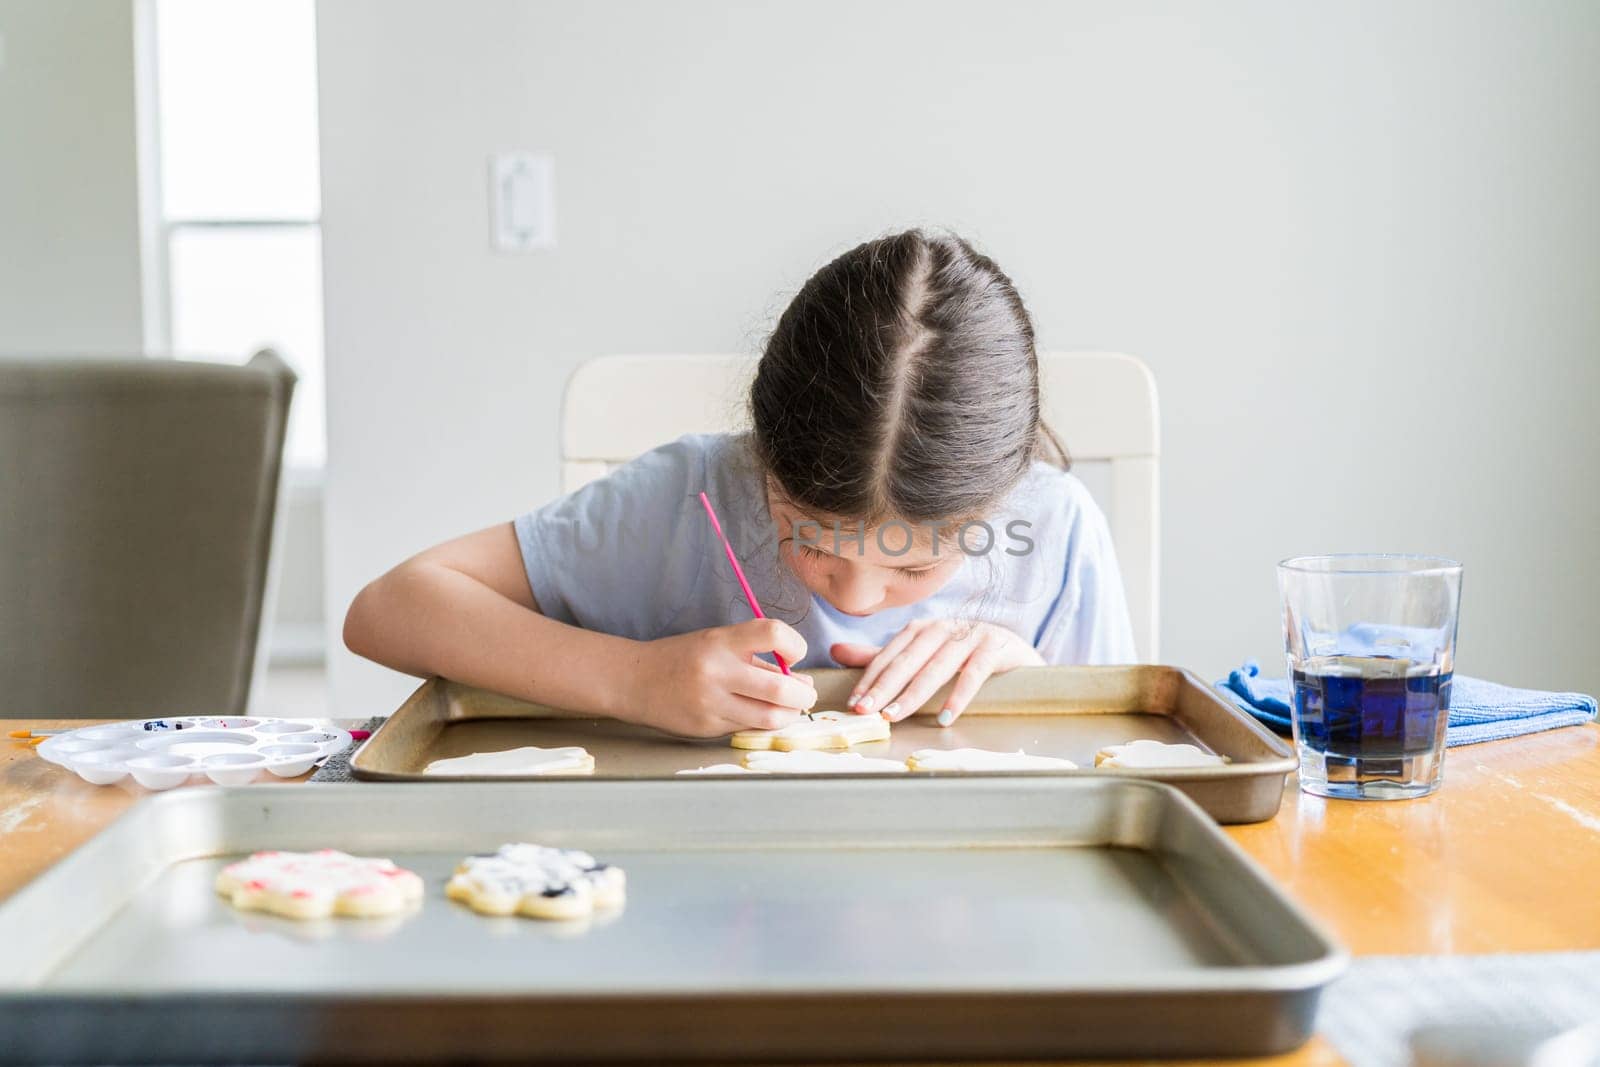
[1218,660,1596,747]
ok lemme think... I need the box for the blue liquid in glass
[1292,656,1451,761]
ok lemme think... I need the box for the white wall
[318,0,1600,716]
[0,0,143,353]
[268,481,328,663]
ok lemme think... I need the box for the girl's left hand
[830,620,1044,727]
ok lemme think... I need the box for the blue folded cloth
[1218,660,1597,747]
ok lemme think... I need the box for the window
[141,0,324,471]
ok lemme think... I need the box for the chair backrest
[561,353,1160,660]
[0,350,295,717]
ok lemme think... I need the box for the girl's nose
[827,571,886,616]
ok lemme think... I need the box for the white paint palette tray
[35,717,352,789]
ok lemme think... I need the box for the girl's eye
[797,544,833,564]
[900,566,939,582]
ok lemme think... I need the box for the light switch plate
[490,151,555,251]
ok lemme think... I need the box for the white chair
[562,353,1160,661]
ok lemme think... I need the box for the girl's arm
[343,523,816,736]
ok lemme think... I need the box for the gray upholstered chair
[0,350,295,718]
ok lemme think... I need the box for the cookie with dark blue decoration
[446,843,625,919]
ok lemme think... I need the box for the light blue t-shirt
[514,434,1136,667]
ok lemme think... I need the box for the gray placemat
[1319,952,1600,1066]
[309,716,386,782]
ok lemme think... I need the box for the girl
[344,231,1136,737]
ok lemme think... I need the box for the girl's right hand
[624,619,817,738]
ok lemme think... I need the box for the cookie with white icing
[424,745,594,776]
[907,748,1078,772]
[215,849,424,920]
[741,749,908,774]
[447,843,626,920]
[676,763,766,775]
[730,710,891,752]
[1094,739,1229,769]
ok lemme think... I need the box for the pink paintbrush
[697,491,791,675]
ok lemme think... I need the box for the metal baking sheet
[354,665,1296,823]
[0,778,1344,1063]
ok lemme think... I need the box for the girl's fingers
[939,643,1003,726]
[849,624,926,712]
[735,704,807,733]
[717,699,807,734]
[749,655,815,684]
[730,661,818,712]
[884,640,974,722]
[830,644,880,712]
[860,625,956,720]
[829,642,881,668]
[672,705,796,740]
[729,618,808,667]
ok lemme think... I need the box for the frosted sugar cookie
[447,843,626,920]
[1094,739,1229,769]
[676,763,766,775]
[741,749,908,774]
[215,849,424,920]
[730,710,890,752]
[424,745,594,776]
[907,748,1078,772]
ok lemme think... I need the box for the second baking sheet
[353,665,1296,822]
[0,779,1344,1062]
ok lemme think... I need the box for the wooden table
[5,719,1599,1066]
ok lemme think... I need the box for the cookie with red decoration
[215,849,424,919]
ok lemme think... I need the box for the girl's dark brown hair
[751,230,1065,525]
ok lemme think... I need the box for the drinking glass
[1277,554,1463,800]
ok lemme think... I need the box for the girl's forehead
[763,476,954,533]
[771,502,957,565]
